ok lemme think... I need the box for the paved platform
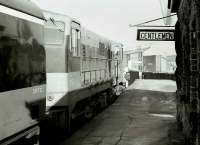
[60,79,184,145]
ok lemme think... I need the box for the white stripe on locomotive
[0,5,44,25]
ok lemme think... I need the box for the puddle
[150,113,175,118]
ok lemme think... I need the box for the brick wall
[175,0,200,144]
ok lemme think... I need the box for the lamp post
[111,43,123,85]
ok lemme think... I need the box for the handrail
[81,69,107,85]
[81,56,117,61]
[81,69,105,73]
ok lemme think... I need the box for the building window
[127,54,130,61]
[71,28,80,56]
[99,42,105,56]
[138,65,143,71]
[138,52,142,61]
[82,44,86,57]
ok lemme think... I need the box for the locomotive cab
[43,11,82,110]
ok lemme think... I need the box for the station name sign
[137,29,175,41]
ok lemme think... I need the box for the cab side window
[44,20,65,45]
[71,28,80,56]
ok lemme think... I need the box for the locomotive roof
[0,0,44,20]
[43,10,80,24]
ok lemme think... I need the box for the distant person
[124,71,130,87]
[114,82,125,96]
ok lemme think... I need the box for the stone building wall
[175,0,200,144]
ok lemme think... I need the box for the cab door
[67,21,81,72]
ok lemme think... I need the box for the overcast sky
[33,0,176,54]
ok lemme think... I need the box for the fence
[142,72,176,81]
[128,71,176,86]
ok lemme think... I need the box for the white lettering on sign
[137,29,175,41]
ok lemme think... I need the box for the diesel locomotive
[0,1,123,144]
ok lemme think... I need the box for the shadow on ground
[147,122,184,145]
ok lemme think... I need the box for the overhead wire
[129,14,177,27]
